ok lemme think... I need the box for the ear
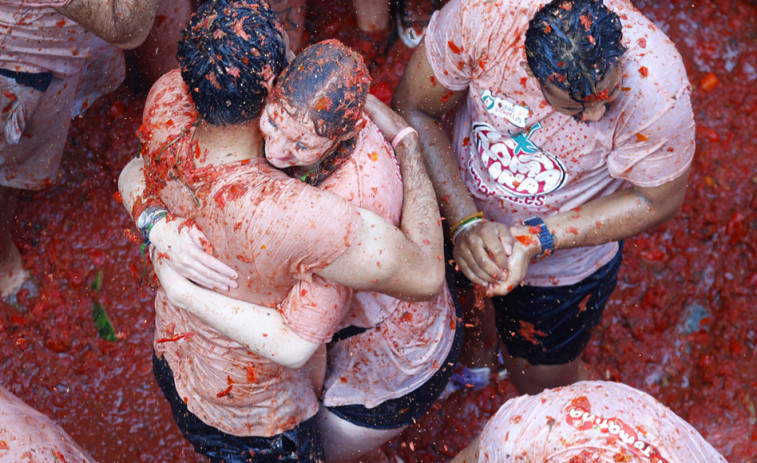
[520,60,536,78]
[339,115,365,142]
[263,74,276,94]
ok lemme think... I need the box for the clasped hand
[452,220,538,296]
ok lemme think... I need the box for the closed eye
[295,142,308,150]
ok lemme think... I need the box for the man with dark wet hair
[393,0,695,395]
[524,0,627,110]
[176,0,288,126]
[119,1,445,461]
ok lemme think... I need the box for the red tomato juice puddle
[2,1,755,462]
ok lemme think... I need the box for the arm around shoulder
[317,96,446,301]
[318,205,445,302]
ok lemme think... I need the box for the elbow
[107,28,151,50]
[393,258,446,302]
[279,355,308,370]
[417,259,446,299]
[273,337,320,369]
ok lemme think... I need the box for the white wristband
[451,217,487,243]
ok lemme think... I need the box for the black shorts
[492,242,624,365]
[326,264,464,429]
[152,354,325,463]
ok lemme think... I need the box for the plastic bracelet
[451,217,486,243]
[137,206,168,245]
[449,211,485,241]
[391,127,418,149]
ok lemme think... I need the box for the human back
[470,381,727,462]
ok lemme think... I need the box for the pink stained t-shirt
[315,119,458,408]
[0,1,125,190]
[0,0,111,78]
[476,381,727,462]
[425,0,695,286]
[141,70,360,437]
[0,384,96,462]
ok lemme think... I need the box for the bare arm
[317,95,445,301]
[56,0,160,49]
[391,41,512,286]
[153,253,319,369]
[118,157,238,290]
[492,169,691,294]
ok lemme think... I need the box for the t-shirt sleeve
[425,0,529,92]
[606,29,695,187]
[424,0,477,91]
[140,70,196,158]
[278,275,353,344]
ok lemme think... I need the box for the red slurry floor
[1,0,755,462]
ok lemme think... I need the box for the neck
[192,119,264,169]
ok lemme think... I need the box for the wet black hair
[177,0,288,125]
[273,39,371,139]
[525,0,626,102]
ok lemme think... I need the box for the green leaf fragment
[92,269,103,291]
[91,302,118,342]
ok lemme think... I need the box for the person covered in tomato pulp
[452,381,727,462]
[258,39,461,462]
[117,2,446,461]
[130,2,354,460]
[392,0,695,395]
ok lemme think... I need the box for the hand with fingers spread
[148,217,238,292]
[451,218,513,287]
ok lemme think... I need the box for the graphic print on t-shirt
[564,402,670,463]
[472,121,566,198]
[481,89,530,128]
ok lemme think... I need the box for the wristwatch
[523,217,555,261]
[137,206,168,244]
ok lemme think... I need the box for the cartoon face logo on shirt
[472,121,566,198]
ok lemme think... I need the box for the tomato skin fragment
[699,72,719,91]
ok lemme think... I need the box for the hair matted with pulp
[273,39,371,139]
[525,0,626,102]
[177,0,288,125]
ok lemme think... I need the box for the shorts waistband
[0,68,54,92]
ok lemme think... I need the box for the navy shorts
[153,354,325,463]
[326,265,464,429]
[492,242,624,365]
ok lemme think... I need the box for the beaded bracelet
[449,211,486,242]
[391,127,418,149]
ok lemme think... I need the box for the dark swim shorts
[326,265,464,429]
[491,242,624,365]
[152,354,325,463]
